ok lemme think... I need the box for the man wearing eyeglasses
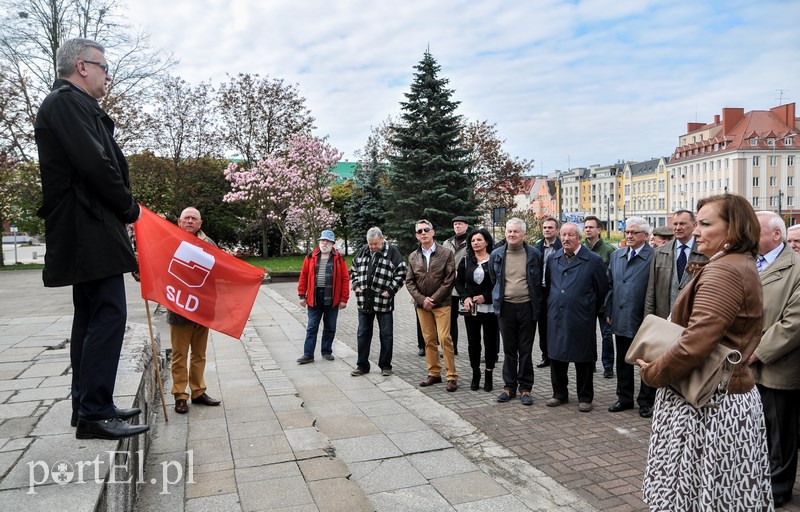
[406,220,459,391]
[605,217,656,418]
[35,39,147,440]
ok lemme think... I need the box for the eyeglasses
[415,227,432,234]
[624,230,646,235]
[81,60,110,74]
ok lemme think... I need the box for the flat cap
[652,226,673,237]
[451,216,469,223]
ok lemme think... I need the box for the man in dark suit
[35,38,147,440]
[534,217,561,368]
[644,210,707,319]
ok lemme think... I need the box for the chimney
[714,114,720,124]
[687,122,704,133]
[770,103,796,127]
[722,107,745,134]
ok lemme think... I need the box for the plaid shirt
[349,241,406,312]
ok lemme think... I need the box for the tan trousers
[170,323,209,401]
[417,306,458,381]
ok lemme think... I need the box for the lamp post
[605,195,610,239]
[10,225,18,265]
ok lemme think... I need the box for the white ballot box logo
[168,241,216,288]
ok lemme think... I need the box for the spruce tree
[348,145,387,249]
[385,51,481,254]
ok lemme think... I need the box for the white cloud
[124,0,799,169]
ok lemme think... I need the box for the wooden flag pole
[144,299,169,422]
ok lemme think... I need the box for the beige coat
[643,238,707,319]
[751,244,800,390]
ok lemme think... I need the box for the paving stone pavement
[269,280,800,512]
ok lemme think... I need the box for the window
[789,156,795,166]
[789,196,794,206]
[753,197,760,207]
[753,156,760,166]
[770,196,776,207]
[770,156,778,166]
[753,176,760,187]
[770,176,777,186]
[725,158,729,169]
[789,176,795,186]
[786,137,793,146]
[768,138,775,147]
[751,138,758,146]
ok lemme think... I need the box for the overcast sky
[126,0,798,173]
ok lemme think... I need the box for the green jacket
[582,237,615,267]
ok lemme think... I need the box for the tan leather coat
[640,252,763,395]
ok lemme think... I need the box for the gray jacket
[605,244,653,338]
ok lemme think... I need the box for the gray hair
[788,224,800,236]
[756,211,787,240]
[506,217,526,233]
[561,222,581,239]
[415,219,433,230]
[56,38,105,78]
[366,226,383,241]
[626,216,651,235]
[180,207,201,220]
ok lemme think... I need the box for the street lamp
[10,225,18,264]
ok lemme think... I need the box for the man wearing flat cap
[297,230,349,364]
[650,226,673,248]
[443,216,471,355]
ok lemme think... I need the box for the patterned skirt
[642,386,774,511]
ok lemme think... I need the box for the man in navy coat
[605,217,656,418]
[36,38,147,440]
[545,222,609,412]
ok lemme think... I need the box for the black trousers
[758,384,800,501]
[550,360,594,403]
[464,312,498,370]
[498,302,535,393]
[450,296,460,351]
[70,274,127,421]
[614,335,656,407]
[537,286,548,361]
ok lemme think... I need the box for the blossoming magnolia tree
[224,134,342,255]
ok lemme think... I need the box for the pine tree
[385,51,481,253]
[348,144,387,249]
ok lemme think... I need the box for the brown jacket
[405,243,455,308]
[640,252,763,394]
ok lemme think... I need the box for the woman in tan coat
[637,194,773,511]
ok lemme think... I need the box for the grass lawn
[0,263,44,271]
[245,255,353,272]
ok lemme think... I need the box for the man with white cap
[297,230,349,364]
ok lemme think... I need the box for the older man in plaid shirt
[349,227,407,377]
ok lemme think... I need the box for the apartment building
[623,157,670,228]
[667,103,799,223]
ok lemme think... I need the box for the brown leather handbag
[626,314,743,409]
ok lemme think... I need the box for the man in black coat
[35,38,148,440]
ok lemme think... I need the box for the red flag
[133,205,265,339]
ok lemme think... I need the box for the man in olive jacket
[406,219,458,391]
[751,211,800,507]
[35,38,146,440]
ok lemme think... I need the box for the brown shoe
[175,399,188,414]
[419,375,442,387]
[191,393,221,406]
[446,380,458,392]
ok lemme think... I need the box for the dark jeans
[538,287,548,362]
[550,360,594,403]
[71,275,127,421]
[758,384,800,501]
[303,288,339,358]
[498,302,536,393]
[599,312,614,371]
[614,335,655,406]
[450,296,460,352]
[356,310,393,372]
[464,312,498,370]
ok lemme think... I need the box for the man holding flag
[168,207,222,414]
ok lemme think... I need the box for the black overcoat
[35,79,139,287]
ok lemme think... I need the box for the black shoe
[483,370,493,392]
[608,401,634,413]
[322,354,335,361]
[536,359,550,368]
[71,406,142,427]
[418,348,425,357]
[75,417,149,440]
[470,370,480,391]
[297,355,314,364]
[639,406,653,418]
[603,369,614,379]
